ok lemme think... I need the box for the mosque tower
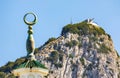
[12,13,49,78]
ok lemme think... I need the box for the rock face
[0,19,120,78]
[35,20,120,78]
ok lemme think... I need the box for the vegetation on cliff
[44,37,57,45]
[0,20,119,78]
[0,57,25,77]
[61,21,106,36]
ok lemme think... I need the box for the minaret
[12,13,49,78]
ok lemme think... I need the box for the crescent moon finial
[23,12,37,26]
[24,12,37,56]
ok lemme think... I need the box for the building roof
[15,60,47,69]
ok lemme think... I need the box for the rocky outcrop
[0,19,120,78]
[35,20,120,78]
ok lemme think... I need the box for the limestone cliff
[35,20,120,78]
[0,19,120,78]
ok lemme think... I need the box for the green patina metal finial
[23,13,37,58]
[12,13,49,76]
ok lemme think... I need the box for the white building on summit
[84,18,99,26]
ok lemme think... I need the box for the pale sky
[0,0,120,66]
